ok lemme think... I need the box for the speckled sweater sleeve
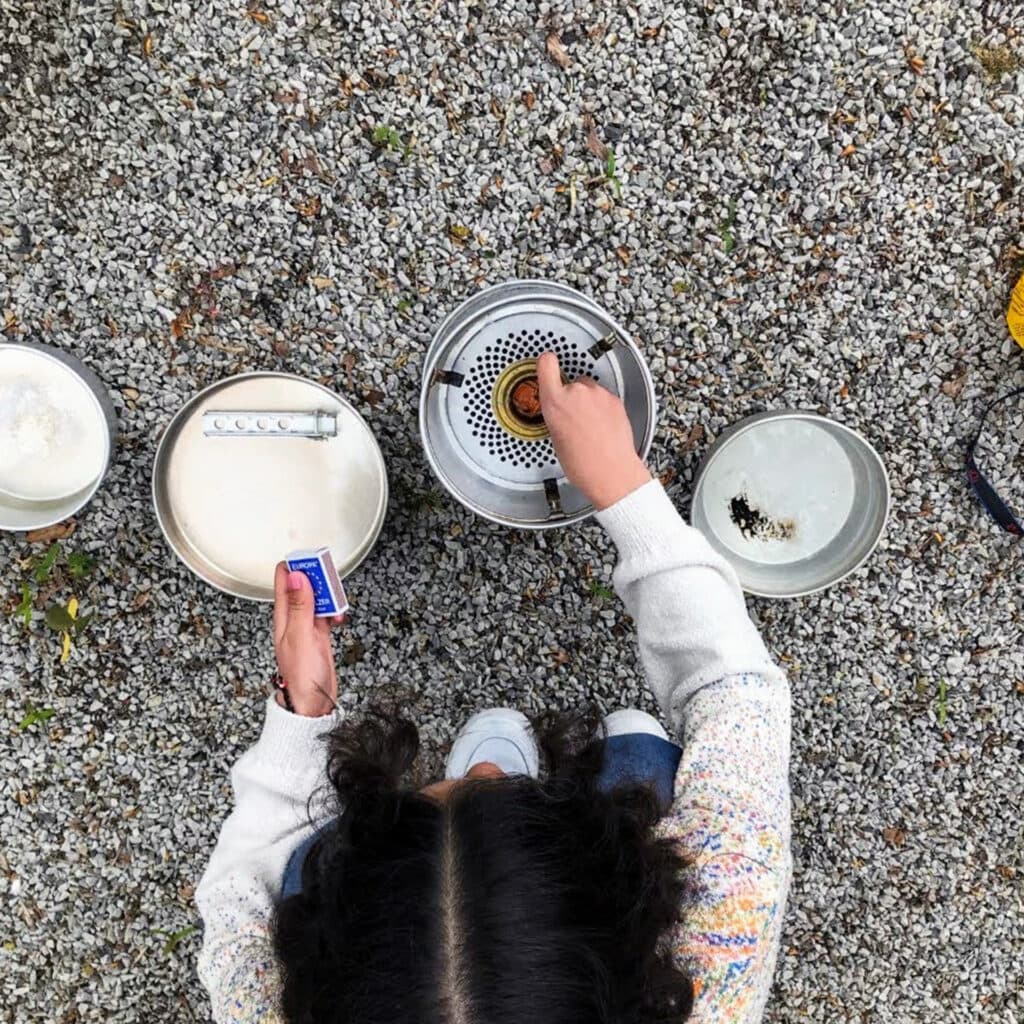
[194,697,342,1023]
[596,481,792,1024]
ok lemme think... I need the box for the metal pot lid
[153,373,388,602]
[690,411,890,598]
[420,280,656,528]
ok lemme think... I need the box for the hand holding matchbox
[285,547,349,617]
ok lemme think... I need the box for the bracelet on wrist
[270,671,295,713]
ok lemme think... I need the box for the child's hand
[272,562,344,717]
[537,351,651,510]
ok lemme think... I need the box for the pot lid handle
[202,409,338,439]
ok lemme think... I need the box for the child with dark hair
[196,352,792,1023]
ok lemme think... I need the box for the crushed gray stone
[1,1,1023,1021]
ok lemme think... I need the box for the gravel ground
[2,1,1023,1022]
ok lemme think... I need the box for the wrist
[588,458,652,511]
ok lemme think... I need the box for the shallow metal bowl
[0,342,116,532]
[690,411,890,598]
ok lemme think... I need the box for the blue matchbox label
[286,555,343,616]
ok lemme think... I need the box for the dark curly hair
[272,707,695,1024]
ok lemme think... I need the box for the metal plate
[420,281,656,528]
[153,373,387,602]
[690,411,890,598]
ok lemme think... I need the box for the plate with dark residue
[690,411,890,598]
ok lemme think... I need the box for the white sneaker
[602,708,669,741]
[444,708,539,780]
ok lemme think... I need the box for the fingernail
[287,571,305,592]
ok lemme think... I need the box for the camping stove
[419,280,656,528]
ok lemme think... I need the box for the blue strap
[965,386,1024,537]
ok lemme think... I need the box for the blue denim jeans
[281,730,682,899]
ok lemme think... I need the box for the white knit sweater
[196,480,792,1023]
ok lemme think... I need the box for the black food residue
[729,494,795,542]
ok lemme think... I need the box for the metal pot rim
[419,280,656,529]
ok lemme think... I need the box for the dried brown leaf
[658,467,677,487]
[615,245,630,266]
[26,520,76,543]
[170,312,192,339]
[941,373,967,399]
[142,34,153,57]
[364,388,385,407]
[343,641,366,666]
[311,275,334,289]
[132,590,151,612]
[546,33,571,70]
[682,423,705,451]
[341,352,357,374]
[583,112,609,161]
[840,144,857,158]
[882,826,906,848]
[272,339,290,357]
[522,91,535,110]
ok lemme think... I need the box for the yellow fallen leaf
[67,597,79,619]
[311,276,334,289]
[142,34,153,57]
[261,175,279,187]
[61,632,71,664]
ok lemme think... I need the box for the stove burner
[419,280,656,528]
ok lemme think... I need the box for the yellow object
[1010,272,1024,348]
[61,597,78,663]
